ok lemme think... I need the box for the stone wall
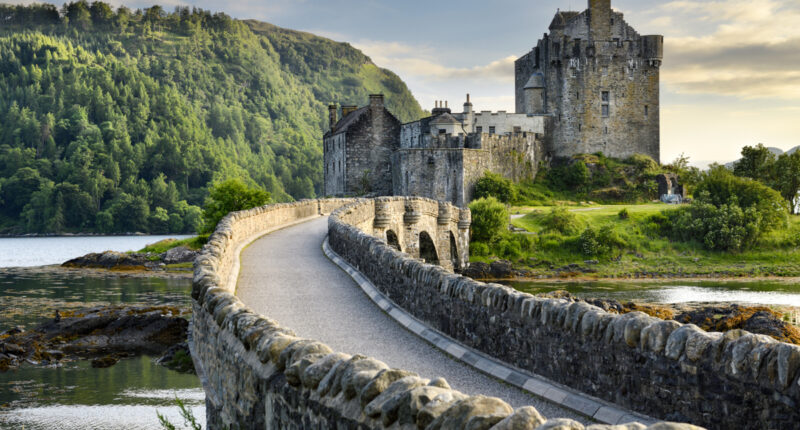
[345,95,401,196]
[328,201,800,430]
[191,198,704,429]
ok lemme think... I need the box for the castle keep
[324,0,662,205]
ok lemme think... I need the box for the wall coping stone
[322,236,656,426]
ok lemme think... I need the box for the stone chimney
[328,104,338,132]
[342,105,358,117]
[369,94,384,110]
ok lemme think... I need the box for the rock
[0,342,25,355]
[427,395,513,430]
[162,246,199,264]
[532,418,584,429]
[489,260,515,279]
[359,368,417,407]
[364,376,427,418]
[417,391,469,429]
[463,262,491,279]
[490,406,546,429]
[91,355,119,368]
[63,251,150,270]
[156,342,195,373]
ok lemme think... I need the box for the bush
[578,225,627,256]
[468,197,508,242]
[661,199,762,251]
[541,207,582,235]
[694,166,787,231]
[473,172,516,203]
[470,242,490,257]
[618,208,629,220]
[202,179,271,233]
[566,161,591,188]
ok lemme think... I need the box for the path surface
[237,217,587,422]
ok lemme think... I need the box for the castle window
[513,126,521,134]
[645,105,649,118]
[602,105,610,117]
[578,124,582,132]
[604,126,608,134]
[489,126,496,134]
[439,129,446,135]
[610,18,615,25]
[602,91,610,102]
[613,38,620,47]
[476,126,483,133]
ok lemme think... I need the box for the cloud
[645,0,800,99]
[351,39,516,84]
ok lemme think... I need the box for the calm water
[506,280,800,307]
[0,235,191,268]
[0,270,203,429]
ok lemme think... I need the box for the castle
[324,0,662,206]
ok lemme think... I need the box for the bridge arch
[386,230,401,251]
[418,231,439,265]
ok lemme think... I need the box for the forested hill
[0,3,425,234]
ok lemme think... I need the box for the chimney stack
[341,105,358,117]
[328,104,338,132]
[369,94,385,110]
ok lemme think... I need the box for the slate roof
[324,107,368,138]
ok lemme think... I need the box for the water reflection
[506,280,800,306]
[0,272,203,429]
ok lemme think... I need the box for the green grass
[479,203,800,279]
[137,236,208,254]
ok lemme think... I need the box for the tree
[772,151,800,214]
[733,143,775,183]
[468,197,508,242]
[202,179,270,233]
[89,1,113,26]
[64,1,92,31]
[473,172,516,203]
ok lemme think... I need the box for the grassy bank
[471,203,800,279]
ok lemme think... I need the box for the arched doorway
[450,231,459,269]
[386,230,401,251]
[419,232,439,265]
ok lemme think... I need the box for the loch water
[0,236,204,429]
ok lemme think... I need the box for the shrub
[694,166,787,231]
[202,179,271,233]
[566,160,591,188]
[661,199,762,251]
[471,242,490,257]
[469,197,508,242]
[618,208,629,220]
[473,172,516,203]
[541,207,582,235]
[578,225,627,256]
[579,227,600,255]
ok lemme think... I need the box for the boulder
[162,246,199,264]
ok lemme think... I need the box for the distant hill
[0,3,425,234]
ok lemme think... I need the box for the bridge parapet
[329,200,800,429]
[191,198,709,429]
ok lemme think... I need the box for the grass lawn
[489,203,800,279]
[136,236,207,254]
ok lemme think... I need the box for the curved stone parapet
[191,198,706,429]
[328,199,800,430]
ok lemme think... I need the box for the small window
[476,126,483,133]
[613,38,620,47]
[610,18,614,25]
[513,126,521,134]
[576,92,580,99]
[604,126,608,134]
[645,105,649,117]
[602,91,610,102]
[602,105,610,117]
[578,124,582,132]
[439,129,446,135]
[489,126,496,134]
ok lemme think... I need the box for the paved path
[236,217,587,422]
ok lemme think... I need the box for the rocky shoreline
[463,259,800,283]
[62,245,199,273]
[536,290,800,345]
[0,305,194,373]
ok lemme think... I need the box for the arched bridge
[189,197,796,430]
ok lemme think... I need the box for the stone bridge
[190,197,799,430]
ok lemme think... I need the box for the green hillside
[0,2,425,234]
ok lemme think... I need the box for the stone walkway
[236,217,588,422]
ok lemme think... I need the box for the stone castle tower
[515,0,663,162]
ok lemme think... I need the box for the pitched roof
[549,11,580,29]
[325,106,368,137]
[430,113,460,125]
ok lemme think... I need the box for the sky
[12,0,800,166]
